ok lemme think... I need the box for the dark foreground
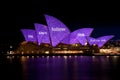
[0,55,120,80]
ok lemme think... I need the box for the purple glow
[21,29,37,42]
[61,33,80,44]
[44,14,71,46]
[97,35,114,47]
[70,28,93,45]
[34,23,50,45]
[61,34,71,44]
[87,35,114,47]
[21,14,114,47]
[87,37,97,45]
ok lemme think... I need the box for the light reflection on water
[1,55,120,80]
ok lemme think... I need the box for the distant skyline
[1,1,120,44]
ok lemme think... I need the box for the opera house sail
[20,14,114,53]
[96,35,114,47]
[70,28,93,45]
[87,35,114,47]
[34,23,50,45]
[21,29,37,42]
[44,14,71,47]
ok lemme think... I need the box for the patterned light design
[97,35,114,47]
[21,29,37,42]
[34,23,50,45]
[87,37,97,46]
[70,28,93,45]
[61,34,71,44]
[44,14,71,47]
[87,37,100,47]
[21,14,114,48]
[87,35,114,47]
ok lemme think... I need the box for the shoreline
[3,53,120,56]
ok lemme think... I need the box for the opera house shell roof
[21,14,114,48]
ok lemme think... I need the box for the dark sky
[0,1,120,44]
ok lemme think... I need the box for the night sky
[1,1,120,44]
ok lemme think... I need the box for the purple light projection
[87,35,114,47]
[61,34,79,44]
[44,14,71,47]
[97,35,114,47]
[61,34,72,44]
[34,23,50,45]
[21,14,114,47]
[61,33,80,44]
[21,29,37,42]
[87,37,99,45]
[70,28,93,45]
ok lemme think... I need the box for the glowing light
[45,51,49,54]
[10,45,13,48]
[113,56,117,58]
[22,51,24,54]
[47,56,49,59]
[7,51,9,54]
[92,56,95,58]
[64,56,67,59]
[31,51,34,53]
[69,56,71,58]
[7,56,10,59]
[106,56,109,58]
[32,56,34,58]
[52,56,55,58]
[75,55,77,58]
[9,51,14,54]
[85,42,88,45]
[21,56,26,61]
[58,56,60,58]
[21,56,25,58]
[27,56,29,58]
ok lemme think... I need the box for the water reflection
[1,56,120,80]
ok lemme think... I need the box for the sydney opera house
[17,14,114,54]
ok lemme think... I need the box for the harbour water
[0,55,120,80]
